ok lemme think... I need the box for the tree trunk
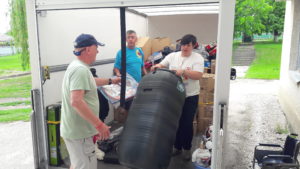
[242,33,253,42]
[273,30,279,42]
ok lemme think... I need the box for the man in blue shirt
[113,30,147,82]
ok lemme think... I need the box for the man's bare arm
[150,64,166,71]
[94,77,121,86]
[175,70,203,80]
[113,68,121,77]
[70,90,110,140]
[142,66,148,75]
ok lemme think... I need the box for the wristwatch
[108,78,112,85]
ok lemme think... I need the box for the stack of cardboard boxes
[136,37,172,61]
[136,37,152,61]
[195,70,215,134]
[210,60,216,74]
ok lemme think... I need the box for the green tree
[10,0,29,70]
[263,0,286,42]
[234,0,272,42]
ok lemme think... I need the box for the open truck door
[26,0,235,168]
[211,1,236,169]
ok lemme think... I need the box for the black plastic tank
[118,69,186,169]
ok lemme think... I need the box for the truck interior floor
[97,154,196,169]
[97,129,203,169]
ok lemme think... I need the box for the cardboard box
[151,37,172,54]
[114,106,128,124]
[136,37,152,61]
[200,73,215,93]
[198,104,213,119]
[197,117,212,134]
[198,93,205,103]
[199,93,214,104]
[170,44,176,51]
[211,59,216,74]
[204,68,210,74]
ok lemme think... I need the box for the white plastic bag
[192,148,211,167]
[99,74,138,104]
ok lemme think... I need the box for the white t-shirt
[160,51,204,97]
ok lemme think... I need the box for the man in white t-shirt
[151,34,204,161]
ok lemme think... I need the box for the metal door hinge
[42,66,50,81]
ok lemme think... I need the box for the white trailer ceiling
[130,4,219,16]
[35,0,219,10]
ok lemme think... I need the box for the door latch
[219,103,226,136]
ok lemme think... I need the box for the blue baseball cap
[73,34,105,48]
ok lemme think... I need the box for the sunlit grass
[0,75,32,98]
[0,100,31,107]
[245,41,282,79]
[0,54,29,76]
[0,108,32,122]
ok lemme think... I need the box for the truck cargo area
[26,1,235,169]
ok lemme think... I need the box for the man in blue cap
[60,34,120,169]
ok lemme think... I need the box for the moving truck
[25,0,235,168]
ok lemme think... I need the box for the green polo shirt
[60,59,99,139]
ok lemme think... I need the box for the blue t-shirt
[114,47,144,82]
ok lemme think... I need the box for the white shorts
[63,137,97,169]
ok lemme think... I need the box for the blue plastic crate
[204,61,211,68]
[193,162,211,169]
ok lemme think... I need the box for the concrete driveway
[0,121,34,169]
[225,79,288,169]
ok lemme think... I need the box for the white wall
[279,0,300,134]
[126,12,148,37]
[37,9,147,66]
[148,14,218,44]
[38,8,121,66]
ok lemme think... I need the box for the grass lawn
[0,75,32,98]
[0,54,32,122]
[245,41,282,79]
[0,54,29,76]
[0,108,31,122]
[0,100,31,106]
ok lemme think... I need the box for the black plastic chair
[253,134,300,169]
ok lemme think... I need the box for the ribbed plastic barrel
[118,69,186,169]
